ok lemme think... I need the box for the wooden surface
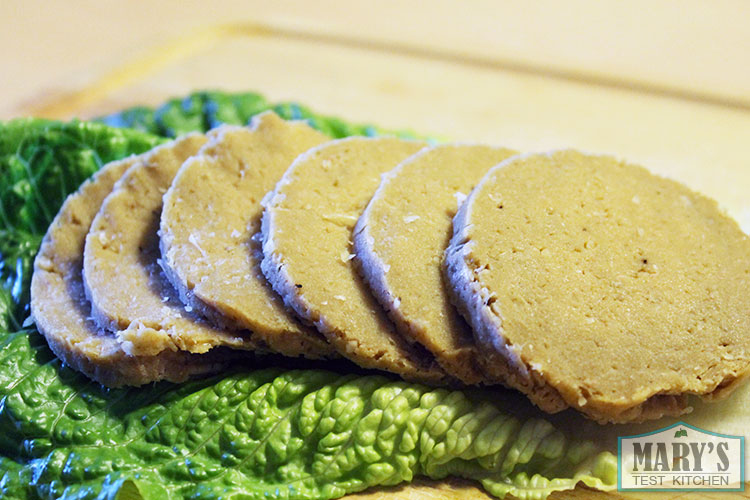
[2,2,750,498]
[2,1,749,232]
[2,0,750,113]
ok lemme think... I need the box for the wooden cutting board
[12,18,750,500]
[19,22,750,235]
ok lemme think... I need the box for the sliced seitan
[445,150,750,423]
[30,155,232,387]
[261,137,445,383]
[83,135,261,357]
[354,144,517,384]
[160,112,335,359]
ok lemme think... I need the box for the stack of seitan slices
[83,134,259,357]
[260,137,446,384]
[30,111,750,425]
[30,154,232,387]
[160,112,335,359]
[354,144,518,385]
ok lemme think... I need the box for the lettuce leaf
[0,92,617,500]
[96,91,406,139]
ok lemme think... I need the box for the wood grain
[2,0,750,120]
[24,25,749,232]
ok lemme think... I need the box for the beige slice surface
[445,150,750,423]
[30,155,230,387]
[160,112,335,359]
[261,137,446,383]
[354,144,517,384]
[83,135,259,357]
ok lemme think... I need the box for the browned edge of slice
[159,111,336,359]
[260,136,447,384]
[30,154,239,387]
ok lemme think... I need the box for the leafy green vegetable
[96,90,417,140]
[0,119,165,232]
[0,229,40,330]
[0,92,617,499]
[0,336,615,500]
[98,91,271,137]
[0,119,165,330]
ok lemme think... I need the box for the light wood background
[2,0,748,231]
[2,1,749,498]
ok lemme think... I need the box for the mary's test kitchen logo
[618,422,744,491]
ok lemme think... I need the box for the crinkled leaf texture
[0,329,615,500]
[0,93,617,500]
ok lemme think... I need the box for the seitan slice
[261,137,445,383]
[30,155,232,387]
[354,144,517,384]
[83,135,260,357]
[160,112,335,359]
[445,150,750,423]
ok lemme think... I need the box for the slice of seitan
[354,144,517,384]
[160,112,335,359]
[83,135,261,357]
[30,155,232,387]
[261,137,446,383]
[445,150,750,423]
